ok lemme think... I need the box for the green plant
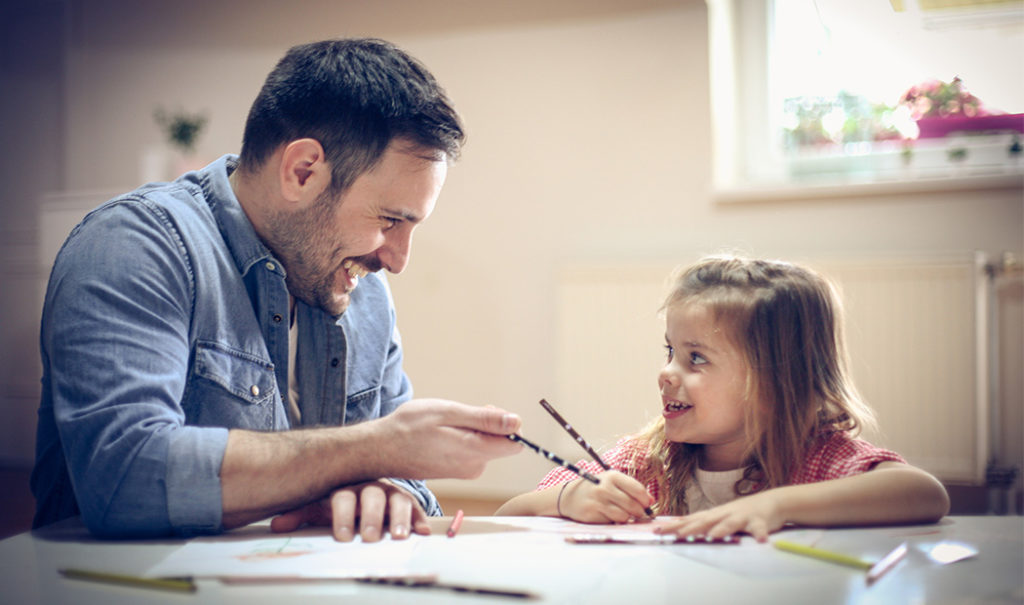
[154,108,207,154]
[782,91,901,151]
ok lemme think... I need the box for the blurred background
[1,0,1021,535]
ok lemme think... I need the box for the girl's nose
[658,364,679,389]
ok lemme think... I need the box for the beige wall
[2,0,1021,501]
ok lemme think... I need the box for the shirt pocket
[184,340,278,428]
[345,386,381,423]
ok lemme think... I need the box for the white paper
[145,526,420,579]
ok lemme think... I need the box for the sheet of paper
[145,525,420,579]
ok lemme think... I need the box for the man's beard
[263,190,357,316]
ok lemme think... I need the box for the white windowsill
[714,171,1024,203]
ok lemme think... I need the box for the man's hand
[374,399,523,479]
[269,480,430,542]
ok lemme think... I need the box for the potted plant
[898,77,1023,138]
[154,107,209,174]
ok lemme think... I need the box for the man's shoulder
[69,177,212,245]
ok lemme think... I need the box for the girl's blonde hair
[629,255,876,515]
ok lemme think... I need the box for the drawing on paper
[234,537,314,561]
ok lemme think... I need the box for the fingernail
[337,526,354,542]
[393,525,408,538]
[503,413,520,432]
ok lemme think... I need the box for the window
[708,0,1024,198]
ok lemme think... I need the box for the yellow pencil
[59,568,197,593]
[772,540,873,571]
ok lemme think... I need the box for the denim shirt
[31,155,440,537]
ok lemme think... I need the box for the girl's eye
[664,345,674,361]
[689,352,708,366]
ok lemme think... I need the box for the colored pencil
[60,568,196,593]
[507,433,600,484]
[447,509,465,538]
[537,398,654,517]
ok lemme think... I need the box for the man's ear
[279,138,330,205]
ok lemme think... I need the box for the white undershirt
[684,467,746,514]
[286,297,301,426]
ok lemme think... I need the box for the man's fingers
[357,484,386,543]
[433,400,521,435]
[330,489,358,542]
[269,508,305,533]
[386,490,413,539]
[270,501,327,533]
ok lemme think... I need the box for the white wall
[2,0,1021,502]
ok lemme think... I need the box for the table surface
[1,515,1021,604]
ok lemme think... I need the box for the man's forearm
[217,399,524,529]
[219,421,387,528]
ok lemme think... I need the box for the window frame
[706,0,1024,202]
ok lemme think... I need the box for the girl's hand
[653,490,784,542]
[560,471,655,524]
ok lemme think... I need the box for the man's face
[265,144,447,316]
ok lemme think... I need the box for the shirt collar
[200,154,279,278]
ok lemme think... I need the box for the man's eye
[382,217,400,229]
[690,352,708,366]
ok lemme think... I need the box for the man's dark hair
[238,38,465,194]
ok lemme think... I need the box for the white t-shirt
[684,467,746,513]
[286,298,301,426]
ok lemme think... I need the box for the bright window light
[709,0,1024,193]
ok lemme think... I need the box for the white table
[1,515,1020,604]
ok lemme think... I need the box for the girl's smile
[661,396,693,420]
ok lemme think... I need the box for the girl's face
[658,303,753,471]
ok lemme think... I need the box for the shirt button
[272,314,283,323]
[330,358,340,367]
[266,262,276,271]
[250,385,260,397]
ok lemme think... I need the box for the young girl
[497,255,949,541]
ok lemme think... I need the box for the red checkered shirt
[534,431,906,502]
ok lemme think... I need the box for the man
[31,38,521,542]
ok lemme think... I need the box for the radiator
[554,255,987,484]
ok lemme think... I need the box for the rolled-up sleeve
[44,201,227,537]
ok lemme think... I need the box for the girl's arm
[496,471,655,523]
[656,461,950,542]
[494,484,564,517]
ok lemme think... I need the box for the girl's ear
[278,138,331,205]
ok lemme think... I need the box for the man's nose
[380,229,412,274]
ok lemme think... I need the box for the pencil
[507,433,600,484]
[773,540,873,571]
[59,568,197,593]
[537,399,654,517]
[538,399,610,470]
[447,509,465,538]
[866,542,908,584]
